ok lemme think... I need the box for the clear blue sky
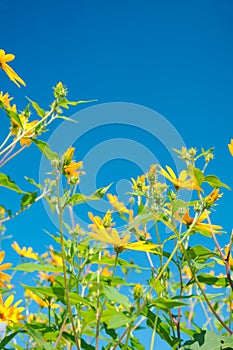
[1,0,233,347]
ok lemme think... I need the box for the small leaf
[197,273,228,287]
[26,97,45,117]
[25,176,43,189]
[204,175,230,190]
[68,183,112,206]
[32,140,59,161]
[60,191,70,208]
[6,109,23,128]
[20,191,37,208]
[0,173,26,194]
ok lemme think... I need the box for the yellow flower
[11,241,38,260]
[228,139,233,156]
[0,251,12,288]
[107,194,133,222]
[49,246,63,267]
[205,188,223,208]
[28,313,47,324]
[63,147,75,165]
[88,210,114,231]
[63,161,83,177]
[38,271,56,284]
[10,114,39,147]
[0,294,24,325]
[25,289,59,309]
[89,227,158,254]
[0,49,26,87]
[180,209,222,235]
[131,175,149,191]
[0,91,13,109]
[159,165,201,191]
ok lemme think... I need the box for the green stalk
[150,309,159,350]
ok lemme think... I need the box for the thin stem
[0,109,53,157]
[95,251,102,350]
[182,242,233,334]
[0,130,12,150]
[0,143,16,166]
[54,312,68,348]
[205,211,233,292]
[150,309,159,350]
[0,145,26,168]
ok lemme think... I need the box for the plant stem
[57,176,80,350]
[150,309,159,350]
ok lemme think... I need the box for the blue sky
[1,0,233,347]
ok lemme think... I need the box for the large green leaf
[197,273,228,287]
[22,284,91,306]
[32,140,59,161]
[103,285,130,309]
[0,330,19,349]
[181,330,233,349]
[105,313,132,329]
[12,263,63,273]
[151,297,187,310]
[24,323,53,350]
[204,175,230,190]
[68,183,112,206]
[0,173,26,194]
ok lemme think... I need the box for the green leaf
[204,175,230,190]
[58,97,96,109]
[60,191,70,208]
[103,285,130,309]
[26,97,45,117]
[6,109,23,128]
[181,330,233,349]
[197,273,228,287]
[12,263,63,273]
[22,284,91,306]
[25,176,43,189]
[32,140,59,161]
[151,297,187,310]
[0,173,26,194]
[0,330,19,349]
[24,323,54,350]
[130,336,145,350]
[193,167,204,187]
[142,308,180,348]
[68,183,112,206]
[106,313,131,329]
[20,191,37,208]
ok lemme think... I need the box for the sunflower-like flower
[0,49,26,87]
[159,165,201,191]
[89,227,158,253]
[204,188,223,208]
[25,289,59,309]
[0,295,25,325]
[11,241,38,260]
[180,209,222,236]
[131,175,149,192]
[49,246,63,267]
[228,139,233,157]
[0,91,13,109]
[107,194,134,222]
[0,251,12,288]
[62,147,84,183]
[10,108,39,147]
[88,210,114,231]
